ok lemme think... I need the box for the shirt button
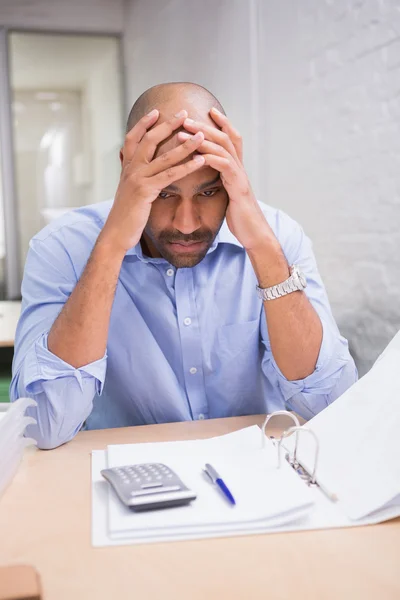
[166,268,174,276]
[198,413,205,420]
[183,317,192,326]
[189,367,197,374]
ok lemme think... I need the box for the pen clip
[203,467,214,483]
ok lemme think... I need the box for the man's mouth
[167,240,208,253]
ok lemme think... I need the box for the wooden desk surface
[0,415,399,600]
[0,301,21,347]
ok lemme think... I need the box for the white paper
[91,450,400,547]
[106,426,314,536]
[287,347,400,520]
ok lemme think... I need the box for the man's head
[124,82,229,268]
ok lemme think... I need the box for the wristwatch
[256,264,307,301]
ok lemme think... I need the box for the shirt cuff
[265,317,352,403]
[23,333,107,396]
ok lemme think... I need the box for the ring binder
[277,426,319,483]
[260,410,300,448]
[261,411,337,502]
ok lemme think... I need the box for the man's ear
[119,149,124,168]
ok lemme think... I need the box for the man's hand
[178,107,275,252]
[100,109,205,254]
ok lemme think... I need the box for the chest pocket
[211,318,261,369]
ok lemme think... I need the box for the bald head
[126,82,225,133]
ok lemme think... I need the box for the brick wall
[262,0,400,374]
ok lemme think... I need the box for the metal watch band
[256,265,307,301]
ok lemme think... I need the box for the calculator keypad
[101,462,196,510]
[113,463,180,491]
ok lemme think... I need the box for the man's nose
[172,198,201,234]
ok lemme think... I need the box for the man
[11,82,357,449]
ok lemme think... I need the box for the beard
[145,226,218,268]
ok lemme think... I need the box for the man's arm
[11,109,206,448]
[246,239,322,380]
[47,239,124,368]
[47,109,205,369]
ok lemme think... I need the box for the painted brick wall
[262,0,400,374]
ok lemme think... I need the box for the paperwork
[92,333,400,546]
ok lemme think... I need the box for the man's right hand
[100,109,205,254]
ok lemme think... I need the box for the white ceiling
[9,32,119,90]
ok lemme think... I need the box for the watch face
[299,272,307,288]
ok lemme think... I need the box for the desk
[0,301,21,347]
[0,415,399,600]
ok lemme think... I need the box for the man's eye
[200,189,217,197]
[158,191,172,199]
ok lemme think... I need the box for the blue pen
[204,463,236,505]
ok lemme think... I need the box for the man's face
[143,164,228,268]
[140,105,229,267]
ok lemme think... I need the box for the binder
[91,333,400,547]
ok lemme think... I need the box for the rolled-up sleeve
[261,209,358,419]
[10,232,106,449]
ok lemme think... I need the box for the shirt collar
[124,218,243,262]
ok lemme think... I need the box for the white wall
[123,0,263,200]
[0,0,124,33]
[261,1,400,374]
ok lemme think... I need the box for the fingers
[136,110,189,163]
[177,133,231,160]
[145,131,205,177]
[123,109,160,162]
[177,132,242,186]
[152,155,205,190]
[209,107,243,162]
[200,153,238,185]
[183,117,241,164]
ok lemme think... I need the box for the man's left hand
[180,107,274,251]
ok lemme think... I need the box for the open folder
[91,333,400,547]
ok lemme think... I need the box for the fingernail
[193,154,205,164]
[185,118,195,125]
[175,109,187,118]
[211,107,221,114]
[147,109,158,118]
[178,132,191,140]
[193,131,204,141]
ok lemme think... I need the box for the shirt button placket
[175,269,208,421]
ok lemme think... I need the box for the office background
[0,0,399,382]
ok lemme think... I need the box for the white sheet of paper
[287,347,400,520]
[106,426,314,535]
[91,450,400,547]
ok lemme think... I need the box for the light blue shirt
[11,200,357,449]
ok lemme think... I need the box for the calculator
[101,463,197,511]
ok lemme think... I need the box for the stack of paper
[0,398,37,499]
[92,426,314,546]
